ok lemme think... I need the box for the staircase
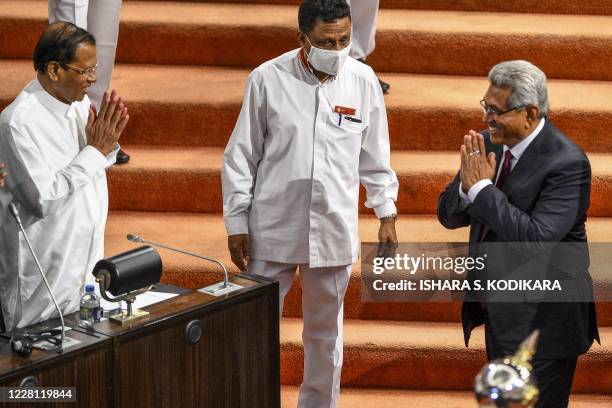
[0,0,611,406]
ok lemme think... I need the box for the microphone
[126,234,242,296]
[8,201,20,222]
[8,202,65,352]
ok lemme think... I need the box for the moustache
[487,121,501,134]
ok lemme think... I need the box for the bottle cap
[85,284,95,292]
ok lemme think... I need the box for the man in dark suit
[437,60,599,407]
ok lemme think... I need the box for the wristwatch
[380,213,397,222]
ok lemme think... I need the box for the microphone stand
[9,202,65,353]
[127,234,243,296]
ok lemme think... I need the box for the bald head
[33,22,95,73]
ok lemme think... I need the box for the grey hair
[488,60,549,118]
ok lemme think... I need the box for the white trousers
[48,0,122,109]
[248,260,352,408]
[346,0,380,60]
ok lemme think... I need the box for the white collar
[504,117,545,160]
[32,78,72,117]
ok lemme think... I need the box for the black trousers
[484,319,578,408]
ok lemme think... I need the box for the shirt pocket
[326,111,363,169]
[328,111,364,135]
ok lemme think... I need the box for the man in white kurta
[48,0,130,163]
[0,22,129,332]
[222,1,398,406]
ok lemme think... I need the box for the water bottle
[79,284,101,328]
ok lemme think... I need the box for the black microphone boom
[8,202,65,352]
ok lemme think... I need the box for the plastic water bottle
[79,284,101,328]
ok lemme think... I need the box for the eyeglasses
[480,99,525,117]
[64,63,98,76]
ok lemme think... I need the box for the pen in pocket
[344,116,362,124]
[338,113,343,126]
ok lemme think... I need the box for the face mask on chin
[304,35,351,76]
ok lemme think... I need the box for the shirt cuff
[468,179,493,203]
[374,199,397,219]
[225,215,249,235]
[73,145,108,178]
[104,143,120,168]
[457,183,471,210]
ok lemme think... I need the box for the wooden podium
[0,274,280,408]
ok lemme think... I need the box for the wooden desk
[0,274,280,408]
[0,326,112,407]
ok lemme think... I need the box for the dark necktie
[478,150,514,241]
[495,150,514,189]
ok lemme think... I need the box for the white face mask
[304,35,351,76]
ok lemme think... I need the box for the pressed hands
[86,90,129,156]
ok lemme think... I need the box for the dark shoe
[379,78,390,94]
[116,149,130,165]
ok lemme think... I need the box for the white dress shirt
[222,49,398,267]
[459,118,545,203]
[0,79,118,330]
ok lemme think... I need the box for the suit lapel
[500,121,550,198]
[473,122,550,241]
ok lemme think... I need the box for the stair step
[105,147,612,216]
[105,211,470,281]
[279,318,612,393]
[5,0,611,401]
[4,62,612,152]
[125,0,612,17]
[105,211,612,326]
[3,1,612,79]
[279,385,612,408]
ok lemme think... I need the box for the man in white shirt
[48,0,129,164]
[0,22,129,331]
[222,1,398,406]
